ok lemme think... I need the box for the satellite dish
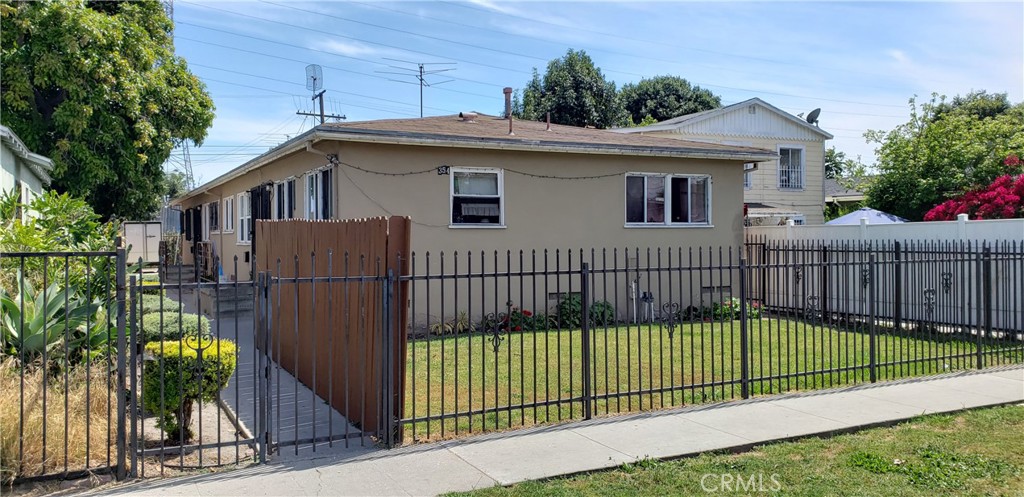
[305,64,323,92]
[806,108,821,125]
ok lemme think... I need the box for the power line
[174,6,909,115]
[179,20,503,93]
[442,0,958,88]
[352,0,915,100]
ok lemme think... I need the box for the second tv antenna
[297,64,345,124]
[378,59,455,118]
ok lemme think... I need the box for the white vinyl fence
[745,214,1024,244]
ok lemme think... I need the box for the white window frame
[743,163,755,190]
[777,145,805,191]
[304,168,334,220]
[237,192,252,245]
[222,197,234,233]
[206,201,219,234]
[624,172,713,228]
[274,179,296,220]
[449,167,505,228]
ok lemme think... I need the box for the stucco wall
[175,140,748,283]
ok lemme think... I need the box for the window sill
[236,241,252,246]
[777,187,805,192]
[624,224,715,229]
[221,230,235,234]
[449,224,507,229]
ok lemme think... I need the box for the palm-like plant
[0,279,108,366]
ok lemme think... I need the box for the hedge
[140,311,209,343]
[142,337,237,443]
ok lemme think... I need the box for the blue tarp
[826,207,908,225]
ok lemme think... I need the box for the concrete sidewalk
[95,367,1023,497]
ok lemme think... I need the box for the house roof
[824,177,872,202]
[175,114,778,203]
[0,125,53,185]
[320,114,776,159]
[615,97,835,140]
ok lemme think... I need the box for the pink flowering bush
[924,155,1024,221]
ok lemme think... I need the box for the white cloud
[311,39,384,58]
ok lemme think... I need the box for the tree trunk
[171,398,195,444]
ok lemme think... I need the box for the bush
[589,300,615,326]
[554,293,583,329]
[142,337,237,443]
[140,311,209,342]
[139,294,179,315]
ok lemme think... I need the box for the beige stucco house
[616,98,833,225]
[1,125,53,219]
[172,114,776,283]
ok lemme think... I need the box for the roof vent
[459,111,478,122]
[748,105,756,115]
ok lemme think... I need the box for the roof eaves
[1,126,55,185]
[318,127,778,162]
[172,127,319,203]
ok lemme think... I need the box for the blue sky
[168,1,1024,183]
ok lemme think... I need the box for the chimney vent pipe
[503,87,513,117]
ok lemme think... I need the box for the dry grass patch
[1,359,117,483]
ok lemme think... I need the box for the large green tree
[1,0,214,220]
[511,49,623,129]
[865,93,1024,221]
[619,75,720,125]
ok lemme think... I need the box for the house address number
[437,166,450,175]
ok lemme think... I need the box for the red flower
[512,326,522,331]
[522,310,533,317]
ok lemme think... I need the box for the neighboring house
[616,98,833,225]
[172,113,775,283]
[1,125,53,219]
[824,177,867,207]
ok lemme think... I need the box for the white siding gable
[668,103,826,142]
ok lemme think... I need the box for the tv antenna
[378,59,456,118]
[297,64,346,124]
[805,108,821,127]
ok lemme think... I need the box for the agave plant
[0,279,106,365]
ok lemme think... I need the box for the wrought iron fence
[0,249,126,484]
[5,239,1021,483]
[398,240,1024,442]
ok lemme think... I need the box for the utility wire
[174,10,908,117]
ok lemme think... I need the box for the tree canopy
[1,0,215,220]
[619,76,721,124]
[864,93,1024,221]
[511,49,623,129]
[924,155,1024,221]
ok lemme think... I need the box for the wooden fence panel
[255,217,410,437]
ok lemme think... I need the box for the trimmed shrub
[140,294,179,315]
[140,311,209,342]
[554,293,583,329]
[142,337,237,443]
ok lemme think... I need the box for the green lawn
[449,405,1024,497]
[403,318,1023,442]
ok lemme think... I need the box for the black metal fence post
[868,253,878,383]
[580,262,592,421]
[257,271,270,463]
[114,242,127,481]
[127,276,138,478]
[979,246,992,369]
[382,269,396,448]
[739,256,750,399]
[894,242,902,333]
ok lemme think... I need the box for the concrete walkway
[95,366,1023,497]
